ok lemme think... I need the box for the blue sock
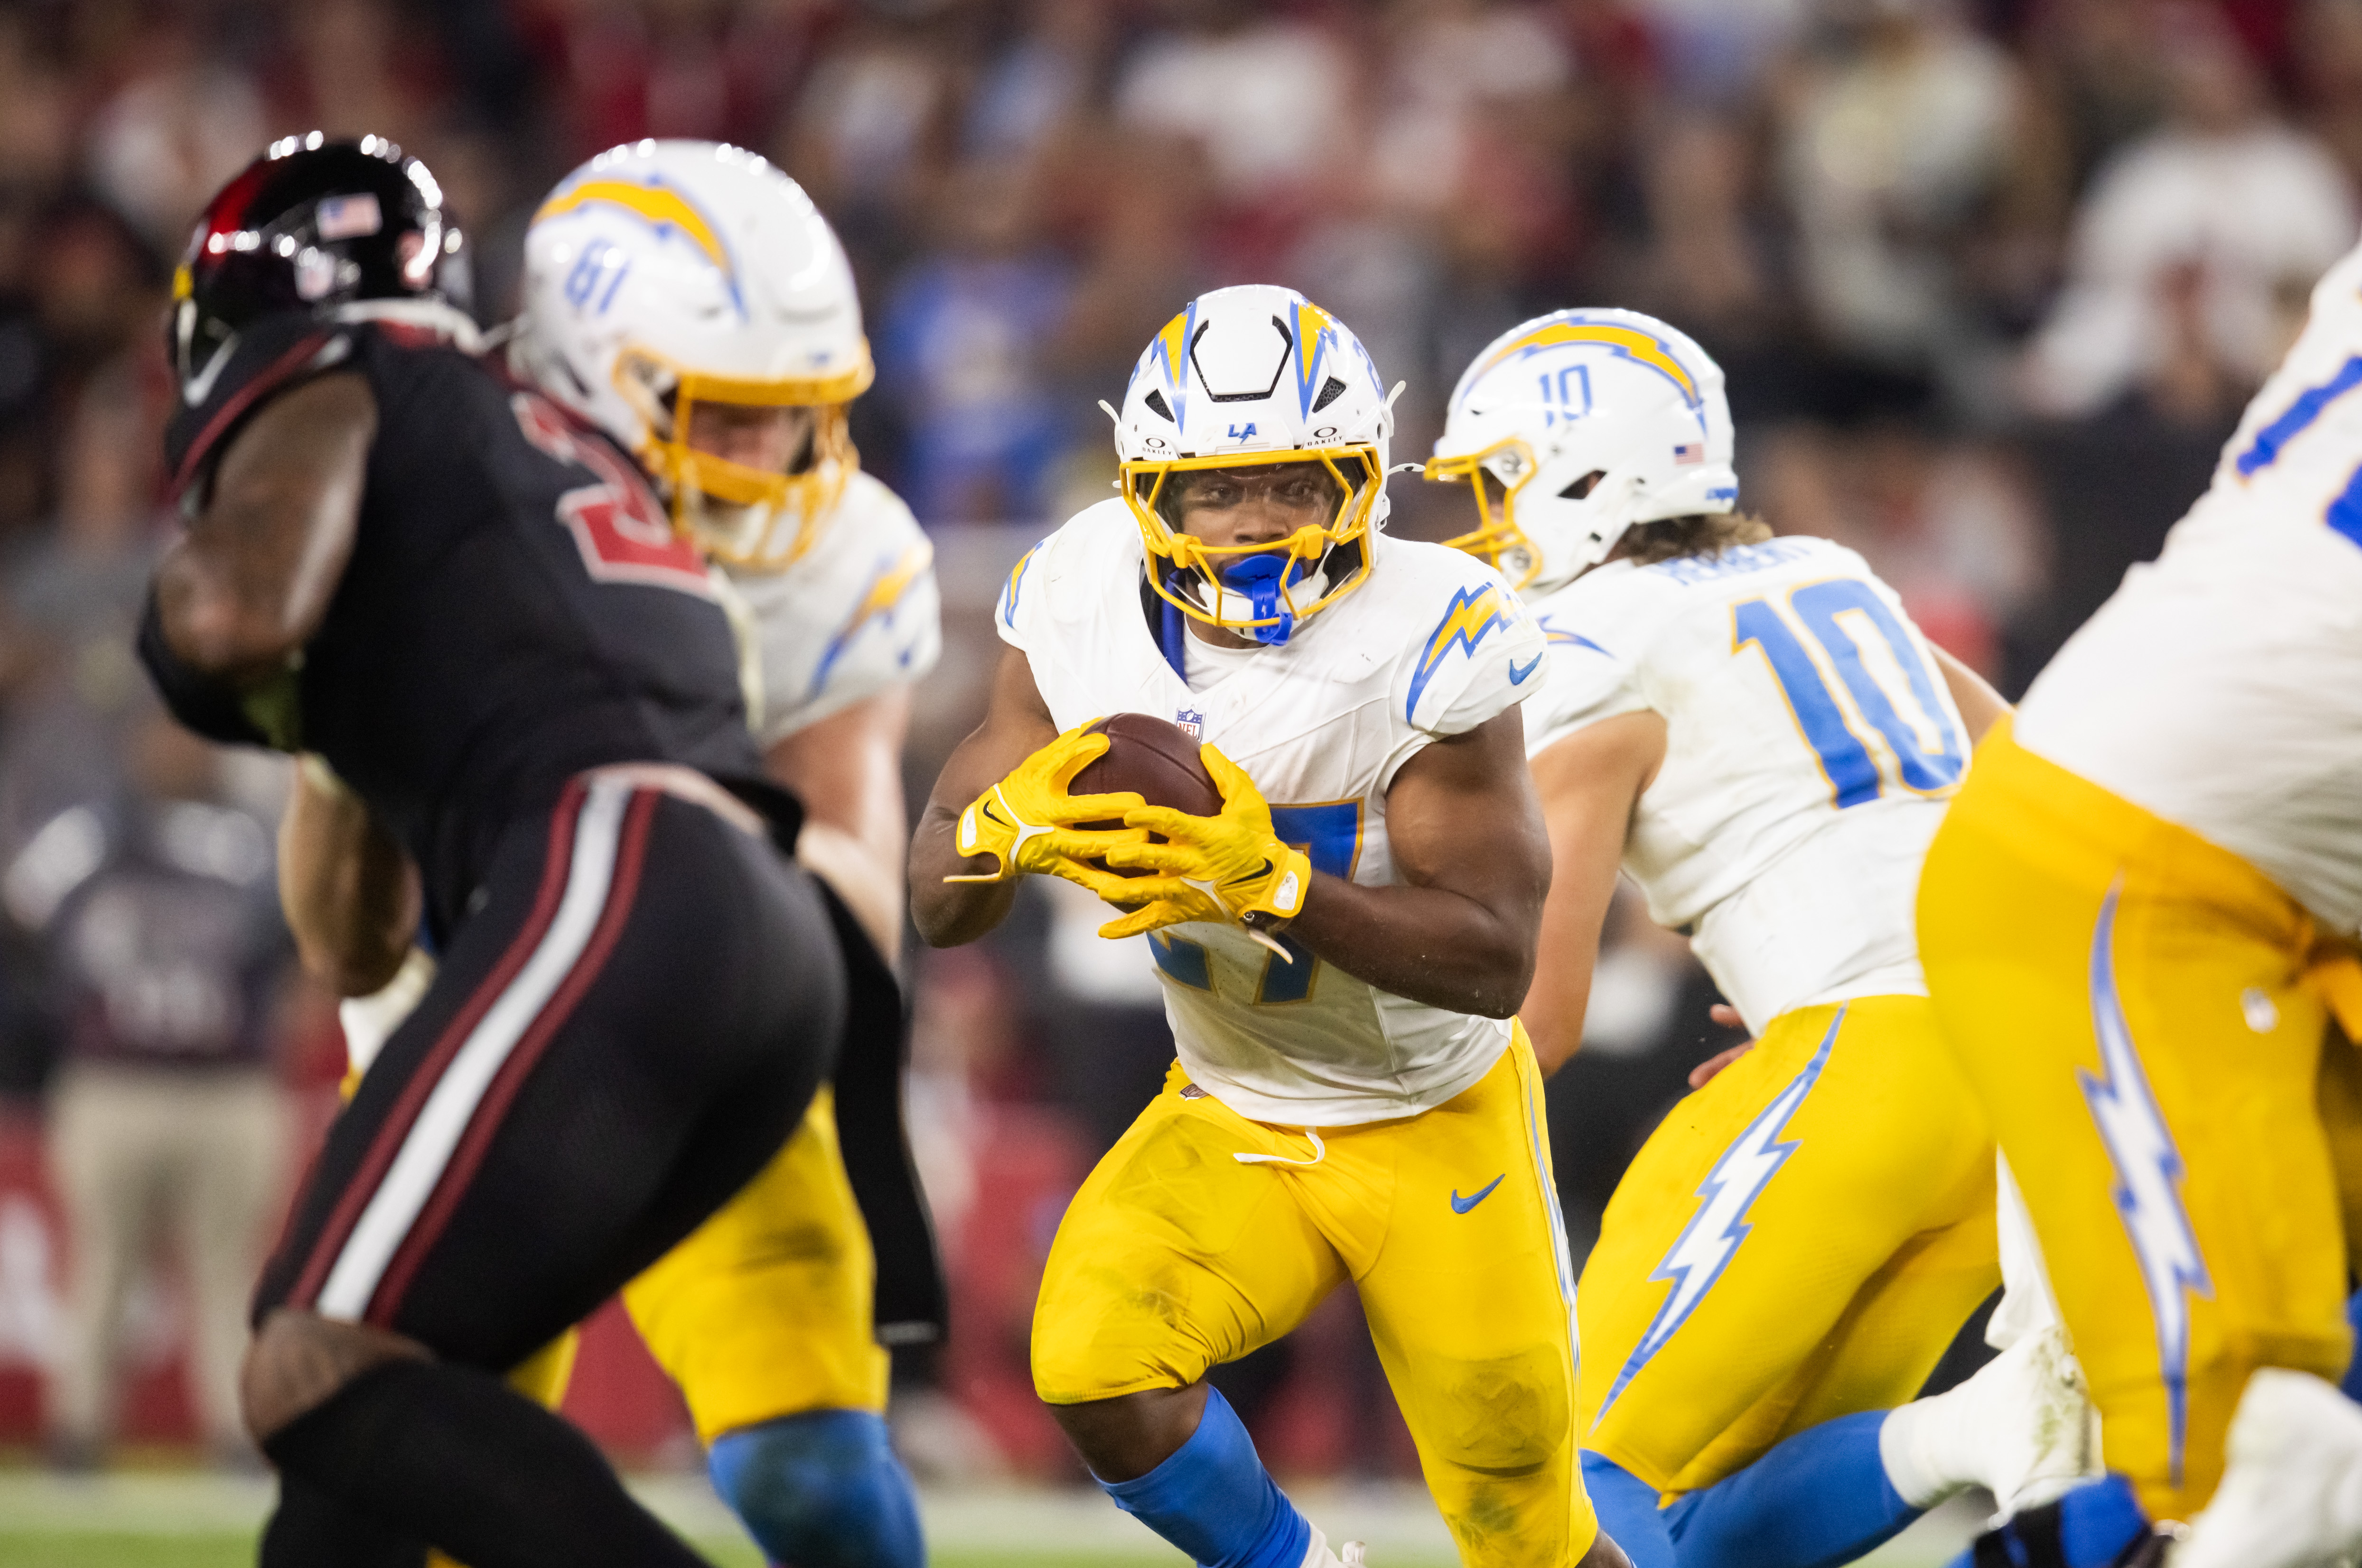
[1581,1451,1679,1568]
[1944,1474,2149,1568]
[1098,1388,1312,1568]
[707,1409,923,1568]
[1662,1411,1918,1568]
[2342,1288,2362,1403]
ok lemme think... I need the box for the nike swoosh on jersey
[1509,653,1543,684]
[183,335,238,406]
[1450,1174,1505,1213]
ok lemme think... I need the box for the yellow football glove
[1095,745,1314,941]
[943,721,1152,894]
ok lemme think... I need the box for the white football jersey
[2015,242,2362,935]
[1522,536,1970,1032]
[728,470,942,748]
[998,501,1548,1126]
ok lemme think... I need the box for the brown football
[1072,713,1222,814]
[1069,714,1222,876]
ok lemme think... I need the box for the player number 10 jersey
[1521,536,1970,1030]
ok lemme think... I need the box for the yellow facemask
[614,342,875,572]
[1424,436,1543,591]
[1120,446,1382,640]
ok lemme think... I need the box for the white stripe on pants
[316,777,631,1323]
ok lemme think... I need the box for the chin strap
[1159,584,1191,679]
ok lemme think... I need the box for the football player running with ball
[289,141,944,1568]
[1426,309,2100,1568]
[1919,242,2362,1566]
[910,286,1629,1568]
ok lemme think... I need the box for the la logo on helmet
[1227,422,1257,440]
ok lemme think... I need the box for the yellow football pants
[621,1086,889,1442]
[1575,994,1999,1496]
[1918,718,2360,1522]
[1033,1030,1599,1568]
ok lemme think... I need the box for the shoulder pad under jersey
[163,310,361,501]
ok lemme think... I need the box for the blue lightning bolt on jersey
[2078,882,2214,1484]
[1595,1009,1843,1425]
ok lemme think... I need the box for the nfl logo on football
[1173,708,1204,740]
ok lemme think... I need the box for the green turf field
[0,1468,1977,1566]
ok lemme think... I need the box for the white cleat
[1298,1527,1370,1567]
[2178,1368,2362,1568]
[1976,1324,2106,1517]
[1880,1323,2102,1516]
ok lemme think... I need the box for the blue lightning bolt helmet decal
[1594,1009,1841,1427]
[2078,880,2214,1485]
[1125,299,1199,434]
[1290,297,1340,418]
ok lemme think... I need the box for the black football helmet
[169,132,469,400]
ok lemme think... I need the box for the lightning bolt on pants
[1032,1030,1599,1568]
[1919,719,2357,1523]
[1572,994,2000,1497]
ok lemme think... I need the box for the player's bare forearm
[1287,709,1550,1019]
[279,754,419,997]
[770,687,914,961]
[910,798,1018,946]
[1522,710,1666,1073]
[155,371,375,681]
[1284,872,1534,1017]
[909,647,1057,947]
[1933,642,2009,743]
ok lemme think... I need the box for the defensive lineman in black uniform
[142,136,842,1567]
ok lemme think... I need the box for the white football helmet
[1113,284,1395,645]
[512,139,873,571]
[1426,308,1736,594]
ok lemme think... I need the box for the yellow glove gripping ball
[944,721,1155,898]
[1096,745,1314,941]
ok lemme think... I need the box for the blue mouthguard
[1217,553,1308,646]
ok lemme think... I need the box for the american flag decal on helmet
[1673,441,1704,465]
[317,193,384,241]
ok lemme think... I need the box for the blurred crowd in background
[0,0,2344,1484]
